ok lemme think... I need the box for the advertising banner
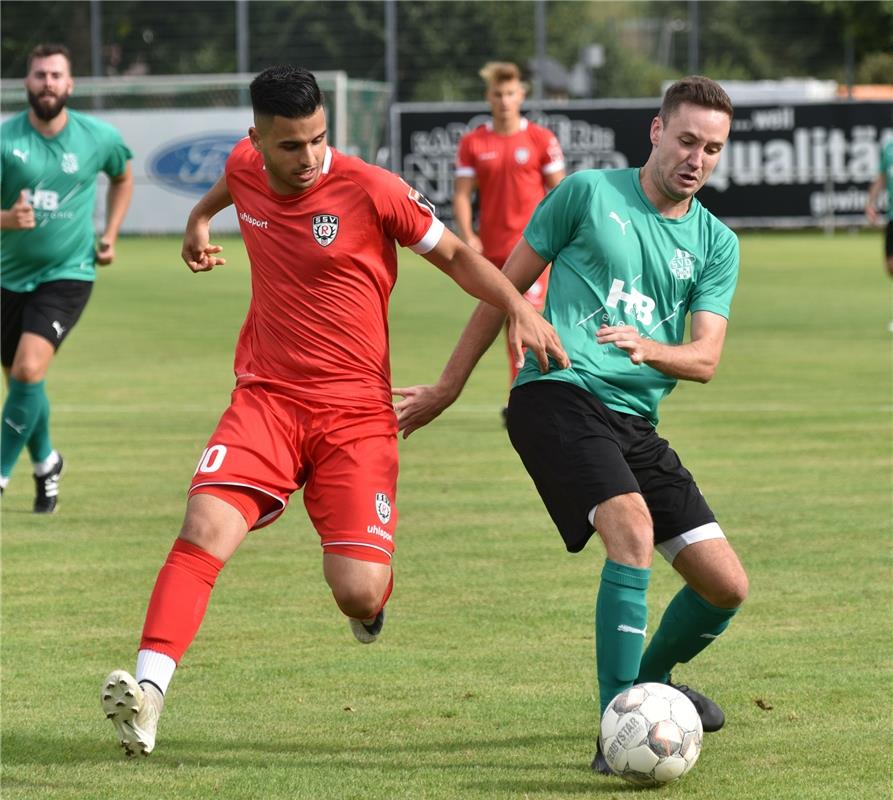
[392,100,893,229]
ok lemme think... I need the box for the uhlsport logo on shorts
[148,134,244,196]
[375,492,392,524]
[312,214,339,247]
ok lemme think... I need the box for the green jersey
[517,168,739,425]
[0,109,132,292]
[881,140,893,221]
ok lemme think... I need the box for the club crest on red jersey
[514,147,530,164]
[312,214,339,247]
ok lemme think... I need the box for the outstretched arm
[96,162,134,265]
[182,175,233,273]
[396,236,566,437]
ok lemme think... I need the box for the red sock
[139,539,224,662]
[375,569,394,615]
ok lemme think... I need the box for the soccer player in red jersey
[454,62,566,397]
[100,65,568,757]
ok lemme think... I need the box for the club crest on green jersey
[669,249,694,280]
[61,153,79,174]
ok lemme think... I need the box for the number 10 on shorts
[194,445,227,475]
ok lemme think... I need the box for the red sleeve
[455,131,476,174]
[535,125,565,173]
[364,164,445,254]
[224,136,255,180]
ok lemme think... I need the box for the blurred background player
[864,136,893,277]
[396,76,748,776]
[453,62,565,410]
[0,43,134,512]
[100,65,568,758]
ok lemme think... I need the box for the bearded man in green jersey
[394,76,748,776]
[1,43,133,512]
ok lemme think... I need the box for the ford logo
[148,133,244,196]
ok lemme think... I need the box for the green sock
[25,382,52,463]
[637,584,740,684]
[596,559,650,717]
[1,378,47,478]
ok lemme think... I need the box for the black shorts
[506,380,716,554]
[885,220,893,258]
[1,279,93,367]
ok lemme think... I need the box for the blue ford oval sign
[148,133,244,196]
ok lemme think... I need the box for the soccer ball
[600,682,703,786]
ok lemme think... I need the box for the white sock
[136,649,177,696]
[0,475,9,490]
[32,450,60,477]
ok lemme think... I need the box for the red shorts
[189,384,398,563]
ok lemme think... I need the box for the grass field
[1,231,891,800]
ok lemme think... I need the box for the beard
[27,89,69,122]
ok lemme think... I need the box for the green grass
[2,231,891,800]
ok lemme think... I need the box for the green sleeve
[522,170,591,262]
[690,226,739,319]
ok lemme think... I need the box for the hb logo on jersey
[312,214,339,247]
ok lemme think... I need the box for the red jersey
[225,140,444,410]
[455,118,564,265]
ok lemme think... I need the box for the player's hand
[182,219,226,273]
[505,302,570,373]
[596,324,651,365]
[865,205,880,226]
[393,383,457,439]
[95,238,116,266]
[466,233,484,254]
[9,190,35,229]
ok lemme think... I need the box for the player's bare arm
[596,310,727,383]
[395,236,569,438]
[182,174,232,272]
[422,228,567,370]
[452,175,483,253]
[0,190,36,230]
[864,172,886,226]
[96,162,134,265]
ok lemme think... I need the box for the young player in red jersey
[100,65,568,758]
[454,62,566,398]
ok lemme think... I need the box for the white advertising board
[94,107,254,234]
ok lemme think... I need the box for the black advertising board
[391,100,892,228]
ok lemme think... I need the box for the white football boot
[349,608,385,644]
[101,670,164,756]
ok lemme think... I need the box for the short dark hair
[659,76,733,123]
[27,43,71,72]
[250,65,323,119]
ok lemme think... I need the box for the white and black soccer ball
[600,682,703,786]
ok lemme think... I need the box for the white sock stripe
[136,649,177,696]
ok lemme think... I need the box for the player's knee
[10,359,46,383]
[705,568,749,609]
[594,494,654,568]
[331,582,384,620]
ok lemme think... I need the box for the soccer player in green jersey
[864,137,893,279]
[0,43,133,512]
[395,76,749,776]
